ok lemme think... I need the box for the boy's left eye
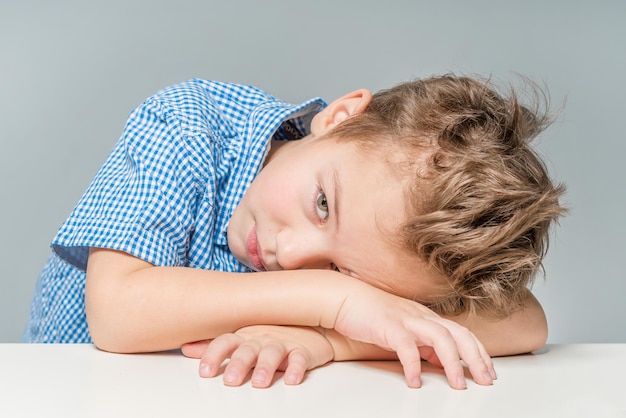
[315,191,329,220]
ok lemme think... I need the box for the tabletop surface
[1,343,624,418]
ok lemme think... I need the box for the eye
[331,263,341,273]
[315,191,329,220]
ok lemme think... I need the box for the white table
[1,344,624,417]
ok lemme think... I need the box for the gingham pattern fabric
[23,79,326,343]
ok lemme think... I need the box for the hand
[331,283,496,389]
[181,325,334,388]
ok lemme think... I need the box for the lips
[245,225,266,271]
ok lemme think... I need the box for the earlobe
[310,89,372,135]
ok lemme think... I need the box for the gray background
[1,0,624,343]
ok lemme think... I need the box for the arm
[318,290,548,360]
[183,326,335,388]
[85,248,493,389]
[444,290,548,357]
[87,246,545,355]
[85,248,345,353]
[181,292,543,387]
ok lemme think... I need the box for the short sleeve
[52,86,220,271]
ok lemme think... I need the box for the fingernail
[284,372,299,385]
[252,370,267,385]
[483,371,494,384]
[199,363,211,377]
[490,367,498,380]
[456,376,467,389]
[410,376,422,388]
[223,370,238,385]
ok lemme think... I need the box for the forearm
[321,328,397,361]
[85,249,352,353]
[322,291,547,361]
[444,291,548,356]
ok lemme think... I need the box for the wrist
[318,328,397,362]
[280,269,362,329]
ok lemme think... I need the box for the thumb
[181,340,211,358]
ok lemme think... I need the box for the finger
[222,341,263,386]
[198,334,243,378]
[283,350,311,385]
[475,337,497,380]
[461,336,495,385]
[181,340,211,358]
[419,346,444,368]
[432,319,495,386]
[411,320,468,389]
[388,330,423,388]
[471,334,497,380]
[250,343,289,388]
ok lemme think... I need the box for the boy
[24,75,564,390]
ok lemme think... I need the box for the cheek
[267,184,299,214]
[251,153,314,227]
[253,175,301,218]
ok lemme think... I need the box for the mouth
[245,225,266,271]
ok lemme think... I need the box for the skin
[227,128,446,302]
[85,89,547,390]
[183,291,545,389]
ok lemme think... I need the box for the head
[227,88,448,301]
[328,74,567,318]
[228,74,566,319]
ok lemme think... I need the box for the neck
[264,137,309,166]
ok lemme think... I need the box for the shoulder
[132,79,280,138]
[149,79,280,118]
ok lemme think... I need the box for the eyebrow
[332,166,342,232]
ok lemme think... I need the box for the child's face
[228,136,441,301]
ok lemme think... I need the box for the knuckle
[430,326,454,343]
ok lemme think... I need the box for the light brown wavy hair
[329,74,567,319]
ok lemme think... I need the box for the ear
[310,89,372,135]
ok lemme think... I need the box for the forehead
[326,142,443,302]
[336,223,442,302]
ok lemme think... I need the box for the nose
[275,229,333,271]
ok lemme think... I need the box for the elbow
[85,248,157,353]
[479,291,548,357]
[86,313,130,354]
[85,281,159,354]
[85,273,148,354]
[522,295,549,353]
[501,292,549,356]
[85,288,137,354]
[520,308,548,354]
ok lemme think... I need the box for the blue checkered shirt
[23,79,325,343]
